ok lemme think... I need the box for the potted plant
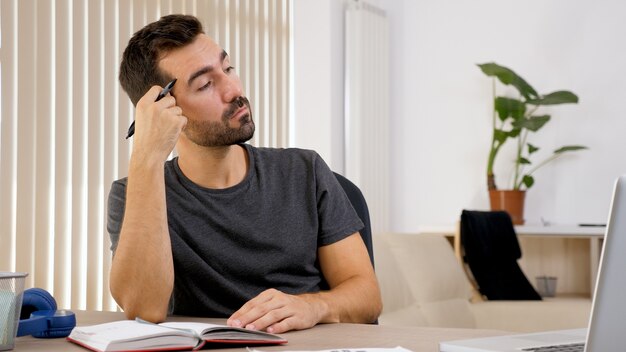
[478,62,587,224]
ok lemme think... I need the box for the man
[107,14,381,334]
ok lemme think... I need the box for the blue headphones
[16,288,76,338]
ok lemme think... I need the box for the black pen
[125,78,178,139]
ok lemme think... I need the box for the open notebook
[440,175,626,352]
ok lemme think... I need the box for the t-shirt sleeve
[107,178,128,254]
[313,154,365,247]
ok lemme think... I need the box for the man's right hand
[133,85,187,164]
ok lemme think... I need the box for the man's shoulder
[246,144,320,162]
[112,177,128,187]
[110,177,128,197]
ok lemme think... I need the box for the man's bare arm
[313,232,382,324]
[109,158,173,322]
[109,86,187,322]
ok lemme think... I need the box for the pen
[125,78,178,139]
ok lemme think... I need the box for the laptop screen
[585,175,626,351]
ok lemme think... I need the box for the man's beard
[183,96,255,147]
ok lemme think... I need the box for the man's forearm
[110,156,174,322]
[308,274,382,324]
[314,233,382,324]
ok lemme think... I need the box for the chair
[460,210,541,300]
[333,172,374,268]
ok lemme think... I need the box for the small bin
[0,272,28,351]
[536,275,558,297]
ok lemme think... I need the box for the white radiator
[344,0,390,235]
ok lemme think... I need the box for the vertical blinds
[0,0,290,312]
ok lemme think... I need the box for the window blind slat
[238,0,248,104]
[146,0,158,21]
[171,0,184,15]
[250,0,259,147]
[133,1,146,39]
[71,0,88,310]
[86,0,104,311]
[269,0,276,146]
[33,0,54,291]
[53,0,72,310]
[196,0,209,37]
[230,0,239,76]
[102,0,119,313]
[15,0,37,288]
[0,0,18,272]
[280,0,289,147]
[260,0,268,146]
[117,0,132,185]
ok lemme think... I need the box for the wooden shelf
[417,224,605,297]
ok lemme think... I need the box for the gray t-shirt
[107,144,363,317]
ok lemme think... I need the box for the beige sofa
[375,233,591,332]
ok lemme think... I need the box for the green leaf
[494,130,508,144]
[478,63,539,100]
[527,91,579,105]
[507,128,521,138]
[527,143,539,154]
[518,157,531,165]
[512,115,551,132]
[495,97,526,121]
[554,145,588,153]
[522,175,535,188]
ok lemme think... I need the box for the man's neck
[176,143,249,189]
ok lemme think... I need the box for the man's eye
[225,66,235,74]
[199,81,212,91]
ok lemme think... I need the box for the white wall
[292,0,626,231]
[387,0,626,230]
[291,0,346,172]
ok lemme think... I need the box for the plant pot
[489,190,526,225]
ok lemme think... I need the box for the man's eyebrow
[187,50,229,87]
[188,66,212,87]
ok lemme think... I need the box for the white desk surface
[14,310,507,352]
[418,224,606,238]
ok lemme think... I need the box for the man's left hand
[226,288,328,334]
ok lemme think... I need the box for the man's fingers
[267,316,300,334]
[168,106,183,116]
[136,85,163,109]
[155,95,177,108]
[227,289,281,328]
[243,304,292,331]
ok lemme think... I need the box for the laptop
[440,175,626,352]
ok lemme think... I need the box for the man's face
[158,34,254,147]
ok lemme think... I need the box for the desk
[418,224,606,295]
[15,311,507,352]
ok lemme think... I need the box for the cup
[0,272,27,351]
[536,275,557,297]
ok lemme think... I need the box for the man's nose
[221,76,243,103]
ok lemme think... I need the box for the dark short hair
[119,14,204,106]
